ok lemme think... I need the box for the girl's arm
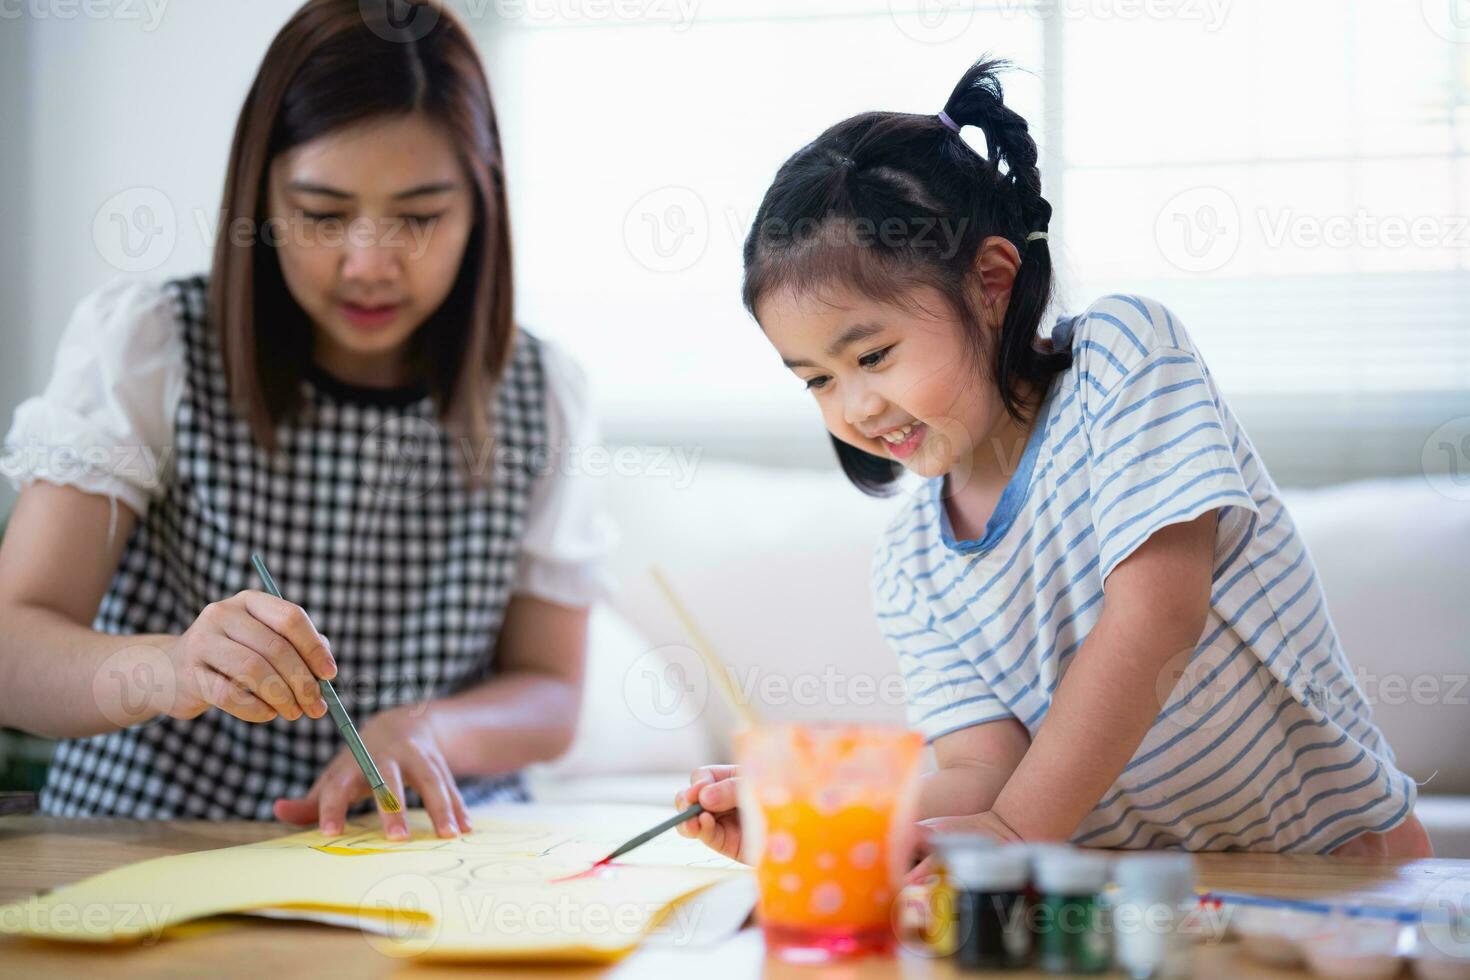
[426,592,588,776]
[951,511,1217,842]
[919,715,1031,820]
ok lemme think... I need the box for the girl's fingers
[688,765,738,787]
[377,762,411,841]
[695,777,738,812]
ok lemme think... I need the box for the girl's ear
[972,235,1023,305]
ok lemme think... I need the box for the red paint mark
[549,859,623,884]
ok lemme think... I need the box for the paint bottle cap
[941,843,1030,892]
[1114,852,1196,898]
[1033,847,1110,895]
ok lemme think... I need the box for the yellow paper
[0,802,748,962]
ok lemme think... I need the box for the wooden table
[2,815,1468,978]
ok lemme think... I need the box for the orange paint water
[736,723,923,963]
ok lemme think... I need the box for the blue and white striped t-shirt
[873,294,1415,854]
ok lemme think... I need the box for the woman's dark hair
[742,57,1071,496]
[210,0,514,472]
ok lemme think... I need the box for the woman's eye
[299,210,343,222]
[858,346,893,369]
[804,376,830,391]
[402,213,444,228]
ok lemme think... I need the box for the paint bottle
[1111,852,1197,979]
[925,832,996,958]
[940,842,1033,970]
[1032,847,1111,973]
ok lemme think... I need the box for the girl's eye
[858,346,893,369]
[804,376,830,391]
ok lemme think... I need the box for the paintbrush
[251,552,400,815]
[593,803,706,868]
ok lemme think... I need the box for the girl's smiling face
[758,279,1024,483]
[267,113,475,386]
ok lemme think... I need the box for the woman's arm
[427,592,589,777]
[0,482,172,737]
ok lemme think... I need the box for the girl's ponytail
[939,58,1069,423]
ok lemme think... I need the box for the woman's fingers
[316,762,367,837]
[236,590,337,680]
[405,756,460,838]
[204,641,306,721]
[220,610,328,719]
[195,661,279,723]
[430,754,472,832]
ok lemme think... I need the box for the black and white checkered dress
[40,274,546,818]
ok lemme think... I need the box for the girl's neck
[943,387,1044,541]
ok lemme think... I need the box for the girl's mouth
[340,301,403,330]
[878,421,926,460]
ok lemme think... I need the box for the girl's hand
[272,703,472,841]
[906,810,1026,885]
[676,765,743,861]
[163,590,336,723]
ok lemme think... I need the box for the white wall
[0,0,305,517]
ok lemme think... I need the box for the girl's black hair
[742,57,1072,496]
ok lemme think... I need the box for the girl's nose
[844,385,885,428]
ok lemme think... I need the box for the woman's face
[266,113,475,385]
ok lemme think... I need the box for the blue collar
[935,379,1058,555]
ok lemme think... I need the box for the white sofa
[526,462,1470,858]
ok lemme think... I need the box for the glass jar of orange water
[734,722,924,962]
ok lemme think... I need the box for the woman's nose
[340,218,403,281]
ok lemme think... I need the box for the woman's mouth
[340,301,403,330]
[877,421,926,460]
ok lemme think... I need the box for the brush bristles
[374,785,402,813]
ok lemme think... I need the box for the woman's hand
[675,765,744,861]
[272,702,472,841]
[164,590,337,723]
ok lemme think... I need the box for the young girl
[678,58,1430,859]
[0,0,612,841]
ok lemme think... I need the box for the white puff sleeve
[511,338,619,607]
[2,277,184,526]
